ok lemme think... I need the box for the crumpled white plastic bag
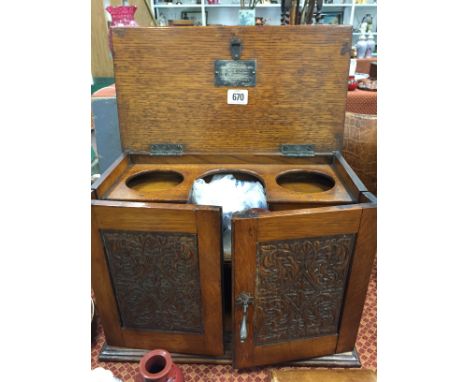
[191,174,267,232]
[91,367,122,382]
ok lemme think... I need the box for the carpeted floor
[91,262,376,381]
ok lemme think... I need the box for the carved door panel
[92,200,224,356]
[231,204,371,368]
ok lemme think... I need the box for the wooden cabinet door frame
[336,192,377,353]
[231,199,376,368]
[92,200,224,356]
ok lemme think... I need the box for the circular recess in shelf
[276,171,335,194]
[126,170,184,192]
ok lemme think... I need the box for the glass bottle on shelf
[158,14,168,26]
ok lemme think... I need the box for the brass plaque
[214,60,256,87]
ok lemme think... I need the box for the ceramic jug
[365,33,376,57]
[356,34,367,59]
[135,349,184,382]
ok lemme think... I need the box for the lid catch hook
[231,37,242,60]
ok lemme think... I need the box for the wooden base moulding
[100,343,361,368]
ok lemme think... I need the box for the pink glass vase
[135,349,184,382]
[106,5,138,27]
[106,5,138,55]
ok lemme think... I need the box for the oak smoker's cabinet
[91,26,377,369]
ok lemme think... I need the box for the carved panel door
[91,200,224,356]
[231,203,376,368]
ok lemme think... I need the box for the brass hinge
[149,143,184,156]
[280,144,316,157]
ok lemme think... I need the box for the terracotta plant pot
[135,349,184,382]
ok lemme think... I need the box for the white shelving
[156,4,202,7]
[152,0,377,44]
[204,4,281,7]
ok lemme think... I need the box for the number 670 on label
[227,89,248,105]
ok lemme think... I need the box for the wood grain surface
[336,192,377,353]
[332,152,367,198]
[99,343,361,367]
[92,153,130,198]
[231,204,363,368]
[254,204,362,242]
[231,218,258,368]
[91,200,224,356]
[91,25,379,367]
[111,26,352,154]
[103,162,354,205]
[271,369,376,382]
[111,0,156,28]
[130,153,335,165]
[342,113,377,195]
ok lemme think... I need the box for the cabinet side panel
[93,153,129,198]
[336,204,376,353]
[332,152,367,200]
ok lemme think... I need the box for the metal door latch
[236,292,254,343]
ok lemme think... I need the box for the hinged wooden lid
[112,26,352,155]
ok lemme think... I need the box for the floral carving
[254,234,355,345]
[101,230,203,333]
